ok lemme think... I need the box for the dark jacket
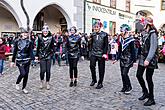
[66,34,81,59]
[36,33,55,60]
[0,44,6,60]
[12,38,34,66]
[118,36,135,68]
[139,30,158,69]
[90,31,108,57]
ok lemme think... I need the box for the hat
[140,17,154,27]
[69,26,77,33]
[42,23,49,32]
[120,24,131,32]
[93,21,103,28]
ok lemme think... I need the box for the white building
[0,0,165,37]
[0,0,84,37]
[85,0,135,35]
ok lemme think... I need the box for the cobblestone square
[0,61,164,110]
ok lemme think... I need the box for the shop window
[110,0,116,8]
[33,12,44,31]
[92,18,100,32]
[126,0,130,12]
[109,21,116,36]
[161,0,165,10]
[93,0,101,4]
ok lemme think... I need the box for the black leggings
[40,59,51,82]
[136,65,154,99]
[68,58,78,79]
[16,64,30,90]
[120,66,132,89]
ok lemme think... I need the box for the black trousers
[120,66,132,89]
[90,55,105,84]
[40,59,51,82]
[16,64,30,90]
[136,65,154,99]
[68,57,78,79]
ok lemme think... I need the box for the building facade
[0,0,165,37]
[84,0,135,35]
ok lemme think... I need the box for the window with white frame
[161,0,165,10]
[110,0,116,8]
[126,0,130,12]
[93,0,101,4]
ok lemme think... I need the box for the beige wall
[0,6,19,34]
[40,6,65,34]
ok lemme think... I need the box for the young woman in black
[36,24,55,90]
[11,30,34,94]
[66,26,81,87]
[136,17,158,106]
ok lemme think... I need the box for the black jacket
[139,30,158,69]
[12,38,34,66]
[66,34,81,59]
[118,36,135,67]
[36,33,55,60]
[90,31,108,57]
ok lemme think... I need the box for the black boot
[96,84,103,89]
[138,93,149,100]
[144,99,155,106]
[90,81,96,86]
[69,81,74,87]
[74,80,77,87]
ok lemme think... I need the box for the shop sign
[87,3,116,15]
[119,13,133,19]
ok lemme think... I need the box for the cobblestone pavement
[0,60,165,110]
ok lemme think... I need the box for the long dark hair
[147,24,158,36]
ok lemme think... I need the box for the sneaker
[120,87,127,92]
[22,89,28,94]
[40,81,44,89]
[46,82,50,90]
[16,84,20,90]
[124,87,132,94]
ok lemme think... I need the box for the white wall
[116,0,126,11]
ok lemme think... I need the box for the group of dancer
[10,17,158,106]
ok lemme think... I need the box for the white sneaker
[46,82,50,90]
[22,89,28,94]
[40,81,44,89]
[16,84,20,90]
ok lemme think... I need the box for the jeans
[0,60,4,74]
[120,66,132,89]
[16,64,30,89]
